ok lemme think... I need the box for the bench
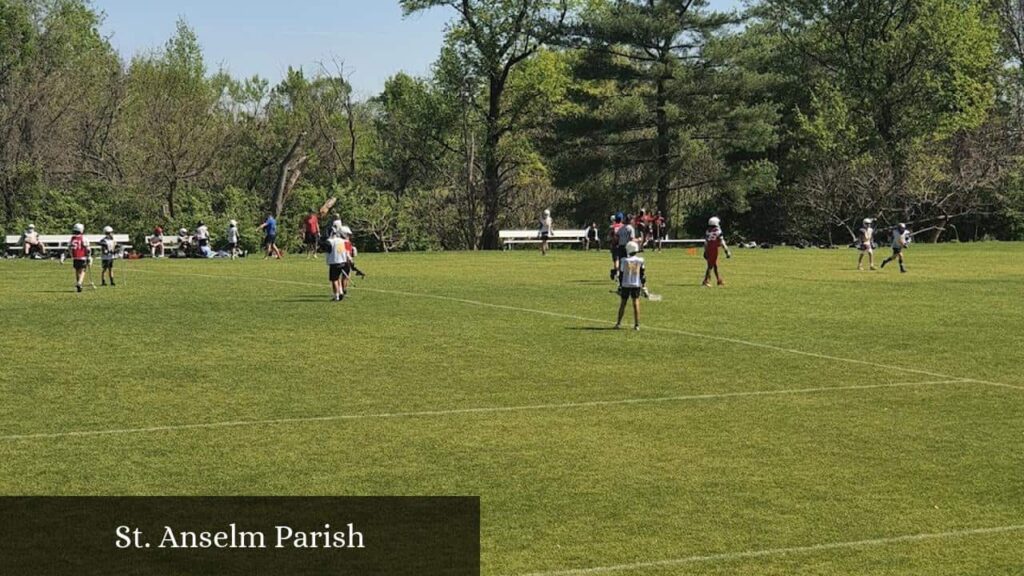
[500,229,587,250]
[145,235,183,257]
[5,234,132,257]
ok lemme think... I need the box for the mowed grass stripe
[0,379,969,441]
[131,267,1024,392]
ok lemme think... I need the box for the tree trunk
[167,180,177,219]
[271,132,306,219]
[655,70,671,216]
[479,75,505,250]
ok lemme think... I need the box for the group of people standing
[856,219,913,273]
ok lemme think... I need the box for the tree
[401,0,571,248]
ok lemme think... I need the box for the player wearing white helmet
[69,223,90,292]
[21,223,43,258]
[703,217,731,287]
[881,223,912,273]
[99,226,118,286]
[538,209,553,256]
[227,220,240,260]
[615,241,646,331]
[857,218,876,271]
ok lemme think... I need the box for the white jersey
[326,237,350,265]
[540,216,553,234]
[100,237,117,261]
[195,225,209,241]
[892,229,911,249]
[227,226,239,244]
[861,227,874,244]
[619,255,645,288]
[617,224,636,247]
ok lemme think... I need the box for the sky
[93,0,740,97]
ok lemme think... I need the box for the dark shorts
[705,251,719,266]
[540,231,551,240]
[101,259,114,270]
[304,233,318,245]
[617,246,628,259]
[329,263,352,281]
[892,245,903,255]
[73,260,88,271]
[619,287,642,300]
[198,238,208,247]
[263,234,276,247]
[228,242,238,251]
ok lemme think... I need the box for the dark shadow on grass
[566,326,619,332]
[568,279,612,285]
[276,295,334,303]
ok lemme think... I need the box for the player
[616,214,637,270]
[303,209,320,258]
[324,223,351,301]
[653,211,666,251]
[69,223,90,293]
[584,222,600,250]
[880,223,911,273]
[857,218,876,271]
[21,224,43,258]
[99,226,118,286]
[539,209,553,256]
[637,209,651,248]
[608,213,625,280]
[256,214,282,259]
[195,221,210,250]
[702,216,732,287]
[227,220,240,260]
[177,228,193,258]
[615,241,646,331]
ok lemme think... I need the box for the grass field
[1,243,1022,575]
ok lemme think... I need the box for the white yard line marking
[0,380,967,442]
[132,268,1024,392]
[513,524,1024,576]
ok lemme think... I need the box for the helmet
[708,217,721,227]
[626,241,640,255]
[73,223,84,233]
[103,226,113,234]
[863,218,873,226]
[543,209,551,215]
[27,224,35,230]
[229,220,237,226]
[609,214,616,223]
[340,225,353,238]
[898,223,907,230]
[179,228,188,235]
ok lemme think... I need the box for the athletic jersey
[227,226,239,244]
[326,237,350,265]
[619,255,646,288]
[264,217,277,235]
[100,237,117,261]
[892,229,911,249]
[587,226,600,241]
[540,216,553,234]
[69,234,89,261]
[609,223,622,244]
[23,230,39,243]
[705,226,724,250]
[304,215,320,235]
[617,224,636,247]
[860,226,874,245]
[195,225,209,241]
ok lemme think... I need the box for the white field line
[512,524,1024,576]
[132,268,1024,392]
[0,380,967,442]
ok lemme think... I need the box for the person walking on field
[99,226,119,286]
[608,213,625,280]
[539,209,553,256]
[69,223,90,293]
[324,223,352,301]
[881,223,912,273]
[615,241,646,331]
[615,214,637,278]
[857,218,876,271]
[303,209,320,258]
[256,214,282,259]
[703,216,731,287]
[227,220,241,260]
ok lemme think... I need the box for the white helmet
[863,218,873,226]
[898,222,907,230]
[229,220,237,226]
[103,226,113,234]
[708,217,721,227]
[626,241,640,255]
[340,225,353,238]
[27,224,35,230]
[179,228,188,235]
[73,223,84,233]
[543,209,551,215]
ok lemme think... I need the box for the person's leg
[632,295,640,329]
[616,295,628,328]
[715,264,724,285]
[858,252,864,270]
[898,251,906,272]
[703,264,712,286]
[109,263,115,286]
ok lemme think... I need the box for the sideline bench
[145,235,184,257]
[500,229,587,250]
[5,234,132,257]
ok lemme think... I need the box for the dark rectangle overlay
[0,496,479,576]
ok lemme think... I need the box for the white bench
[5,234,131,256]
[146,235,183,257]
[500,229,587,249]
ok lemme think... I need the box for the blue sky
[94,0,740,97]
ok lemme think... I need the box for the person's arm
[640,263,647,287]
[722,237,731,258]
[256,222,267,231]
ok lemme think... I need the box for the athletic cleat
[613,323,621,330]
[633,325,640,331]
[702,282,711,287]
[880,259,888,269]
[76,285,82,293]
[110,280,116,286]
[101,281,106,286]
[717,280,725,286]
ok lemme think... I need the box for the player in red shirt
[702,216,731,287]
[303,209,321,259]
[68,223,91,292]
[608,213,624,281]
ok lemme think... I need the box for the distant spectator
[584,222,600,250]
[227,220,240,260]
[149,226,165,258]
[177,228,193,258]
[256,214,282,259]
[303,209,320,259]
[195,221,210,249]
[539,209,553,256]
[21,224,43,258]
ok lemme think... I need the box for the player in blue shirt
[256,214,283,259]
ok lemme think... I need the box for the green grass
[1,243,1022,575]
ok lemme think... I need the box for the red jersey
[70,234,89,260]
[609,222,623,243]
[303,215,320,235]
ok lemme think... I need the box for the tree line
[2,0,1023,252]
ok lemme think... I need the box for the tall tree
[401,0,570,248]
